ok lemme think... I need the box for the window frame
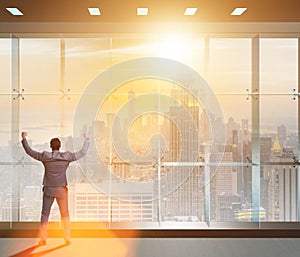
[0,31,299,236]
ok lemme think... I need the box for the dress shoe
[65,240,71,246]
[39,240,46,246]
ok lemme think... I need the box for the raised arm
[70,133,90,161]
[21,132,44,161]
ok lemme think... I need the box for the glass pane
[210,95,252,221]
[0,38,11,92]
[64,38,111,94]
[0,40,11,215]
[0,97,10,154]
[260,38,298,93]
[19,164,43,221]
[20,96,62,143]
[211,166,249,222]
[155,35,205,76]
[161,166,205,223]
[261,165,298,221]
[70,184,110,222]
[0,96,11,221]
[20,96,63,221]
[261,95,298,160]
[216,95,251,150]
[87,77,210,224]
[111,34,159,64]
[0,165,12,221]
[20,39,60,93]
[111,34,205,76]
[209,38,251,93]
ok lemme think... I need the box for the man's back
[22,137,90,186]
[40,151,73,186]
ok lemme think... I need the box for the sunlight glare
[158,34,190,60]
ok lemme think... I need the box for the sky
[0,36,298,146]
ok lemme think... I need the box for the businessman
[21,131,90,246]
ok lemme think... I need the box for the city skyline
[0,36,299,225]
[0,94,298,222]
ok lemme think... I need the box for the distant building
[226,117,240,145]
[162,87,204,221]
[267,136,297,221]
[2,197,25,222]
[260,136,273,213]
[260,137,272,163]
[216,194,240,221]
[215,148,237,195]
[23,186,41,221]
[234,207,266,221]
[277,125,287,148]
[69,182,154,222]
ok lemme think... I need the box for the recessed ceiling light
[88,8,101,16]
[230,7,247,16]
[184,8,198,16]
[137,8,148,16]
[6,8,23,16]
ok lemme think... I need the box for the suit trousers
[40,186,70,241]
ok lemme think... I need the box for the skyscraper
[160,86,205,221]
[277,124,287,148]
[267,137,297,221]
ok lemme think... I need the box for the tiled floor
[1,238,300,257]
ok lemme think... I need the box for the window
[0,33,299,230]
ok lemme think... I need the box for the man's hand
[83,133,89,140]
[21,131,28,139]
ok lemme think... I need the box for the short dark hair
[50,138,61,151]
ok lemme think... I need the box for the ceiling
[0,0,300,23]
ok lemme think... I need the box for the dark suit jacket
[21,138,90,187]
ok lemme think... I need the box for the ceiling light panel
[88,8,101,16]
[231,7,247,16]
[6,8,23,16]
[184,8,198,16]
[137,8,148,16]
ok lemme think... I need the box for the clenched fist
[21,131,28,139]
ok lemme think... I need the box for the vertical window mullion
[251,35,261,223]
[297,37,300,221]
[60,39,66,138]
[204,35,210,223]
[10,34,21,225]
